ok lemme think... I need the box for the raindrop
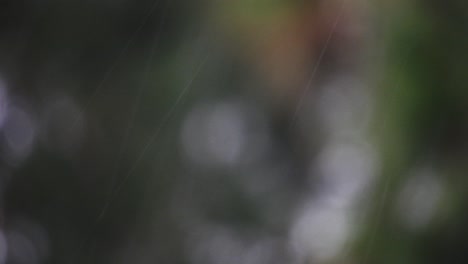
[2,104,36,164]
[314,140,377,208]
[289,201,351,262]
[181,99,271,169]
[206,102,246,166]
[396,166,443,230]
[316,75,372,138]
[10,218,50,261]
[188,226,244,264]
[6,230,39,264]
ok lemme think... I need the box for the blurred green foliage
[0,0,467,264]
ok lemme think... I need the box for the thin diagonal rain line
[89,4,210,242]
[105,0,171,205]
[290,0,346,128]
[94,7,168,225]
[362,49,413,263]
[87,54,208,234]
[109,30,209,197]
[94,26,213,234]
[94,51,208,235]
[111,54,210,197]
[69,1,167,262]
[72,0,163,128]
